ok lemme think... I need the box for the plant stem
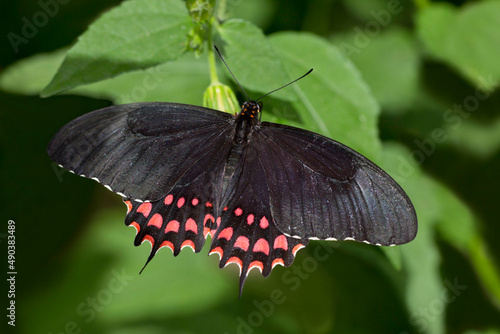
[207,19,220,84]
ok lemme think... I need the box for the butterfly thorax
[237,101,261,126]
[218,101,261,210]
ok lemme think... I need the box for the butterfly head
[239,100,262,120]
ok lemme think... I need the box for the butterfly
[47,54,417,295]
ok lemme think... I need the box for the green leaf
[42,0,193,97]
[379,142,445,334]
[269,32,381,159]
[432,179,476,251]
[332,27,420,113]
[72,52,209,105]
[216,19,292,101]
[0,49,67,95]
[417,2,500,91]
[0,49,210,106]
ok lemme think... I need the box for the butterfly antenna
[256,68,313,101]
[214,45,251,101]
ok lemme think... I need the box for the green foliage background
[1,0,500,333]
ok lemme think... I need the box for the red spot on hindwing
[124,200,133,213]
[160,240,175,252]
[164,220,180,233]
[253,238,270,255]
[210,246,223,259]
[137,202,152,217]
[272,258,285,268]
[177,197,185,208]
[164,194,174,205]
[185,218,197,233]
[246,214,254,225]
[234,208,243,216]
[181,240,195,251]
[147,213,163,229]
[130,221,140,234]
[191,198,199,206]
[259,216,269,229]
[273,235,288,250]
[292,244,305,256]
[218,227,233,240]
[248,261,264,273]
[234,236,249,251]
[226,257,242,271]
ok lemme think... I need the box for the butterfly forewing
[47,102,234,201]
[254,122,417,245]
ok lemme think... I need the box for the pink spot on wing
[137,202,152,217]
[272,258,284,268]
[209,246,223,259]
[204,214,215,224]
[247,214,254,225]
[248,261,264,273]
[234,236,249,251]
[160,240,174,252]
[253,238,270,255]
[292,244,305,256]
[177,197,185,208]
[191,198,199,206]
[124,200,133,214]
[147,213,163,229]
[129,221,140,234]
[181,240,195,251]
[142,235,154,246]
[164,194,174,205]
[164,220,180,233]
[218,227,233,240]
[185,218,197,233]
[273,235,288,250]
[259,216,269,229]
[234,208,243,216]
[226,257,242,272]
[206,202,212,207]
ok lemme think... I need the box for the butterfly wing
[122,151,229,267]
[254,122,417,246]
[208,142,308,295]
[47,102,234,201]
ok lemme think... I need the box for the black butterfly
[48,62,417,295]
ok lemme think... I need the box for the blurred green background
[1,0,500,333]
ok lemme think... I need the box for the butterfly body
[48,100,417,294]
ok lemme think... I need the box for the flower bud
[203,82,239,114]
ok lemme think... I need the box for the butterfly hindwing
[47,102,234,201]
[209,142,308,294]
[254,122,417,246]
[122,146,233,265]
